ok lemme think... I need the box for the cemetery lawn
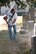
[0,30,30,54]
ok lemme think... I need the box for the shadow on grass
[0,30,30,54]
[0,30,20,40]
[0,30,9,40]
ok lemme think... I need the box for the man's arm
[12,19,16,24]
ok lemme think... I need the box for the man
[4,8,17,40]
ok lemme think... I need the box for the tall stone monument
[29,8,35,20]
[20,12,29,34]
[34,8,36,23]
[31,36,36,54]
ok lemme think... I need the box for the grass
[0,30,17,54]
[0,23,22,40]
[0,30,9,40]
[0,30,30,54]
[17,42,30,54]
[0,15,32,54]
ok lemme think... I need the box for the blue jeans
[8,25,16,40]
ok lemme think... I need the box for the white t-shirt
[6,12,17,26]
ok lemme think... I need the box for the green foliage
[0,0,10,6]
[26,0,36,8]
[15,0,27,9]
[0,0,27,8]
[33,1,36,7]
[26,0,35,2]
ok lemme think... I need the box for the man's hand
[12,19,16,24]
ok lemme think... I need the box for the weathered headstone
[34,8,36,23]
[31,23,36,54]
[29,8,35,20]
[20,12,29,34]
[28,20,34,31]
[31,36,36,54]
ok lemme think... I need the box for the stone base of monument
[31,35,36,54]
[20,21,29,34]
[28,20,34,31]
[20,28,28,34]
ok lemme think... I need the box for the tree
[0,0,10,14]
[15,0,27,9]
[26,0,36,8]
[26,0,36,20]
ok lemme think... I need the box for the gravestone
[20,12,29,34]
[34,8,36,23]
[31,23,36,54]
[28,20,34,31]
[31,36,36,54]
[29,8,35,20]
